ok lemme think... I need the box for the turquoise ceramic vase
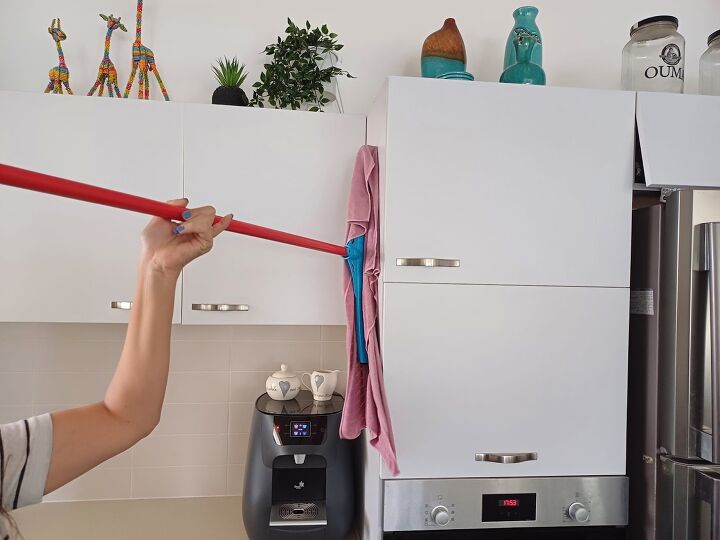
[504,6,542,70]
[500,33,546,85]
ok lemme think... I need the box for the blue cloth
[345,235,368,364]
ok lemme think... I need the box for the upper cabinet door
[0,92,183,323]
[637,91,720,188]
[369,78,635,288]
[182,105,365,325]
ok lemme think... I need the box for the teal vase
[504,6,542,70]
[500,34,546,85]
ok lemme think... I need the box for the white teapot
[265,364,301,401]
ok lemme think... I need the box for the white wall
[0,0,718,113]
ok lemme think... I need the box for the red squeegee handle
[0,163,348,257]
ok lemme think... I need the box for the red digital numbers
[501,499,519,507]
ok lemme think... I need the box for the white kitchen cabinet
[368,77,635,288]
[380,282,629,479]
[182,105,365,324]
[637,91,720,188]
[0,91,183,323]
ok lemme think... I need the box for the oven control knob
[431,505,451,526]
[568,502,590,523]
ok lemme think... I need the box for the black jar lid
[631,15,679,36]
[709,29,720,46]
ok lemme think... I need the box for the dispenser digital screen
[482,493,536,522]
[273,417,326,446]
[291,421,311,437]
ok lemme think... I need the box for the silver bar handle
[475,452,538,464]
[396,258,460,268]
[110,301,133,310]
[698,222,720,463]
[191,303,249,312]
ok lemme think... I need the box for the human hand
[141,199,232,276]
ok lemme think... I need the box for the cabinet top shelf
[0,89,365,120]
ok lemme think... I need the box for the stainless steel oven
[381,476,628,539]
[383,529,626,539]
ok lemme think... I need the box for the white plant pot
[316,51,343,112]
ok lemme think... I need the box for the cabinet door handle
[191,303,249,312]
[110,301,133,310]
[396,258,460,268]
[475,452,538,464]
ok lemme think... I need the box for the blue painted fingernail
[182,210,192,220]
[173,225,184,235]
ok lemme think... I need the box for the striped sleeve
[0,414,53,510]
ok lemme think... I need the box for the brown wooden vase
[421,18,467,62]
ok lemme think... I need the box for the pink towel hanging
[340,145,399,476]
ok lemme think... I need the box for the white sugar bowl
[265,364,301,401]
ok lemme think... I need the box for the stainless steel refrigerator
[629,190,720,540]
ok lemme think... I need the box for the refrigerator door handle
[696,222,720,463]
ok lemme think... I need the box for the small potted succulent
[211,56,249,106]
[249,19,353,111]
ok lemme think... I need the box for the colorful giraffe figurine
[123,0,170,100]
[88,14,127,97]
[44,19,73,95]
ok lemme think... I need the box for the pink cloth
[339,145,399,476]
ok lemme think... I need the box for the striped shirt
[0,414,53,539]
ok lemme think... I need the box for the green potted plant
[211,56,249,106]
[250,19,353,111]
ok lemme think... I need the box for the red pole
[0,163,348,257]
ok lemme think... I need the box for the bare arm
[45,202,232,493]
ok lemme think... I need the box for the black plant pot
[212,86,249,106]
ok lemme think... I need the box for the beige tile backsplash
[153,403,229,435]
[45,468,132,502]
[0,323,347,502]
[166,372,230,403]
[131,466,228,499]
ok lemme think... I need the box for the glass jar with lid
[621,15,685,93]
[700,30,720,96]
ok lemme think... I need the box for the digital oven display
[482,493,537,522]
[290,421,311,437]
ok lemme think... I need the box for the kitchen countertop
[12,496,248,540]
[13,497,361,539]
